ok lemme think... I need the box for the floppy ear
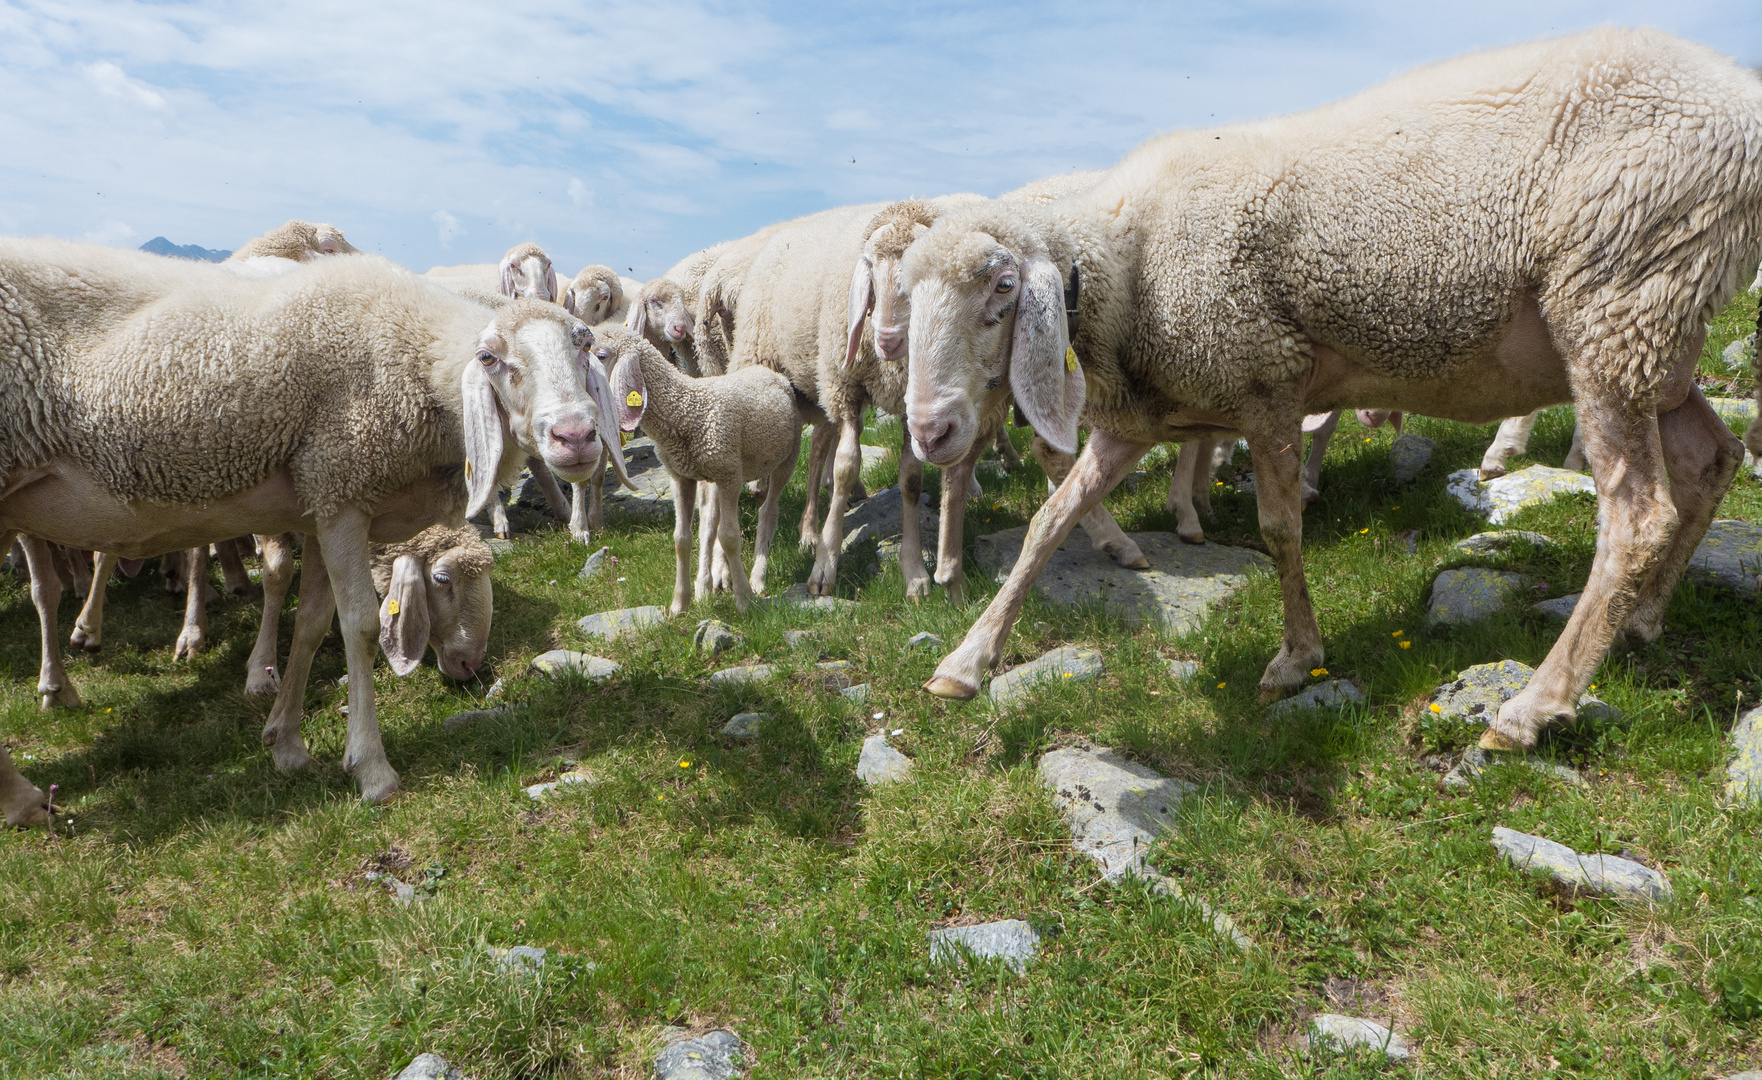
[560,284,580,318]
[461,361,508,518]
[610,349,648,432]
[844,254,873,370]
[1006,255,1084,455]
[498,253,519,298]
[582,350,636,490]
[543,262,559,303]
[624,296,648,335]
[379,554,432,676]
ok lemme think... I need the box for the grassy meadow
[0,290,1758,1079]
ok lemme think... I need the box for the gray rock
[487,945,547,973]
[906,631,944,650]
[1720,1073,1762,1080]
[1491,827,1672,903]
[1267,679,1365,716]
[781,629,814,649]
[1720,334,1756,371]
[363,871,422,907]
[927,919,1040,974]
[577,605,665,642]
[1446,465,1596,525]
[394,1052,467,1080]
[1428,568,1526,626]
[653,1029,746,1080]
[989,646,1104,706]
[720,712,767,739]
[841,683,870,704]
[600,437,676,521]
[1308,1015,1411,1060]
[443,705,524,731]
[1685,519,1762,594]
[1442,746,1584,789]
[693,619,741,657]
[1452,530,1558,555]
[1429,660,1619,727]
[975,528,1271,633]
[1038,745,1194,881]
[1727,704,1762,806]
[707,664,774,686]
[486,538,515,556]
[530,651,620,680]
[523,770,597,800]
[484,677,506,699]
[857,734,914,784]
[578,546,610,580]
[1532,593,1581,622]
[841,485,937,555]
[763,583,859,614]
[1389,432,1436,484]
[1166,659,1200,681]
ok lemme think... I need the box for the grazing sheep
[0,241,624,802]
[905,29,1759,756]
[594,326,800,613]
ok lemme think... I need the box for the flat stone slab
[654,1029,746,1080]
[707,664,774,686]
[927,919,1039,974]
[577,605,664,642]
[524,770,597,800]
[989,646,1103,707]
[841,683,870,703]
[1710,389,1756,420]
[487,944,547,973]
[1532,593,1581,622]
[841,485,936,554]
[781,630,813,649]
[1728,704,1762,806]
[1429,568,1526,626]
[1453,530,1557,555]
[1686,519,1762,594]
[857,734,914,784]
[1429,660,1618,726]
[1166,659,1200,681]
[394,1053,467,1080]
[1390,432,1435,484]
[531,651,620,680]
[720,712,767,739]
[1267,679,1365,716]
[694,619,741,657]
[1446,465,1596,525]
[443,704,524,731]
[906,631,943,650]
[1492,827,1672,903]
[1309,1015,1411,1060]
[763,583,858,614]
[577,546,610,580]
[1038,745,1194,880]
[974,527,1271,633]
[595,437,674,521]
[1443,747,1583,789]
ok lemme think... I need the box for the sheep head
[845,199,939,368]
[627,277,693,350]
[228,219,360,262]
[899,204,1083,466]
[376,526,494,680]
[590,326,661,436]
[461,300,628,516]
[498,242,558,303]
[562,265,623,324]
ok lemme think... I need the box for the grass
[0,297,1758,1078]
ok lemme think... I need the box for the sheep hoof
[1178,529,1206,545]
[925,675,978,700]
[245,666,281,695]
[173,631,205,661]
[2,778,51,827]
[1477,466,1507,481]
[1478,728,1523,751]
[70,627,100,653]
[351,760,402,803]
[797,535,818,555]
[903,575,932,601]
[269,741,314,773]
[1300,486,1320,508]
[38,683,81,710]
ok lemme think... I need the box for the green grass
[2,299,1761,1078]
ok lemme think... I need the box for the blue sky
[3,1,1758,279]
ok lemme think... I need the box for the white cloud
[431,210,464,247]
[84,61,168,110]
[567,178,593,210]
[82,220,137,245]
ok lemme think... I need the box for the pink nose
[666,322,688,342]
[549,421,594,455]
[876,331,904,360]
[909,416,956,460]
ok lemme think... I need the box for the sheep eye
[476,351,497,366]
[432,569,451,585]
[995,276,1016,293]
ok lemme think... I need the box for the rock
[394,1052,467,1080]
[1429,660,1619,727]
[577,605,664,642]
[906,631,944,650]
[363,871,421,906]
[989,646,1104,706]
[1389,432,1436,484]
[1685,519,1762,594]
[707,664,774,686]
[781,629,813,649]
[487,944,547,973]
[1446,465,1596,524]
[1727,704,1762,806]
[601,437,675,521]
[720,712,767,739]
[1166,659,1200,681]
[857,734,914,784]
[1491,827,1672,903]
[1720,1073,1762,1080]
[1442,746,1584,789]
[653,1029,746,1080]
[1710,391,1756,423]
[693,619,741,657]
[927,920,1040,974]
[1309,1015,1411,1060]
[1428,568,1526,626]
[841,683,870,704]
[486,538,515,556]
[1452,530,1557,555]
[523,769,597,800]
[1720,334,1757,371]
[763,583,859,614]
[975,528,1271,633]
[841,485,937,555]
[443,705,524,731]
[1532,593,1580,621]
[1038,745,1194,881]
[578,546,610,580]
[1267,679,1365,716]
[531,651,620,680]
[484,678,506,699]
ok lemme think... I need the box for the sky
[2,1,1759,280]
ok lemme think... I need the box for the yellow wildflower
[1359,528,1370,534]
[1217,682,1227,689]
[1429,702,1442,713]
[1391,630,1403,637]
[1399,641,1411,650]
[678,759,692,769]
[1310,668,1328,677]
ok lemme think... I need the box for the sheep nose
[549,421,594,455]
[909,416,955,459]
[876,331,904,360]
[666,321,688,342]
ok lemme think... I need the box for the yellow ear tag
[620,431,630,446]
[387,599,400,616]
[1065,346,1079,373]
[626,390,643,408]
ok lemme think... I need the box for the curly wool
[370,525,493,594]
[227,220,357,262]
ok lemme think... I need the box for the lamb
[561,264,640,327]
[1478,409,1587,478]
[592,326,800,613]
[0,241,626,804]
[903,29,1758,757]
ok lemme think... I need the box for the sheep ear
[625,297,647,335]
[610,350,648,432]
[543,262,559,304]
[498,254,518,298]
[560,284,579,318]
[1006,255,1084,455]
[461,362,508,518]
[379,555,431,676]
[844,255,873,370]
[582,352,636,490]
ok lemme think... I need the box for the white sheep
[560,264,641,327]
[902,29,1759,755]
[0,241,626,803]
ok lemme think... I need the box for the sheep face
[562,269,620,324]
[629,279,693,347]
[307,224,358,258]
[498,244,559,303]
[378,546,493,680]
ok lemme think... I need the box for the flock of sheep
[1,27,1761,830]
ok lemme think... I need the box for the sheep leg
[808,413,866,596]
[1194,433,1227,519]
[994,428,1023,472]
[0,744,50,828]
[669,475,698,615]
[20,535,81,709]
[1031,435,1149,568]
[315,508,400,801]
[1166,440,1207,544]
[527,458,575,521]
[59,547,92,599]
[490,496,513,540]
[798,422,834,554]
[161,550,183,594]
[216,538,254,597]
[932,441,988,605]
[1300,410,1339,505]
[706,482,734,592]
[898,440,932,600]
[750,441,801,596]
[1562,420,1587,471]
[261,538,334,772]
[173,547,209,660]
[70,551,119,653]
[1479,410,1539,479]
[1242,410,1325,704]
[244,533,295,695]
[927,430,1151,698]
[695,483,720,603]
[717,481,755,614]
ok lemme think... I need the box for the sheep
[0,240,626,802]
[1478,409,1587,478]
[0,744,49,828]
[560,264,641,327]
[903,29,1759,757]
[227,219,359,263]
[592,326,800,613]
